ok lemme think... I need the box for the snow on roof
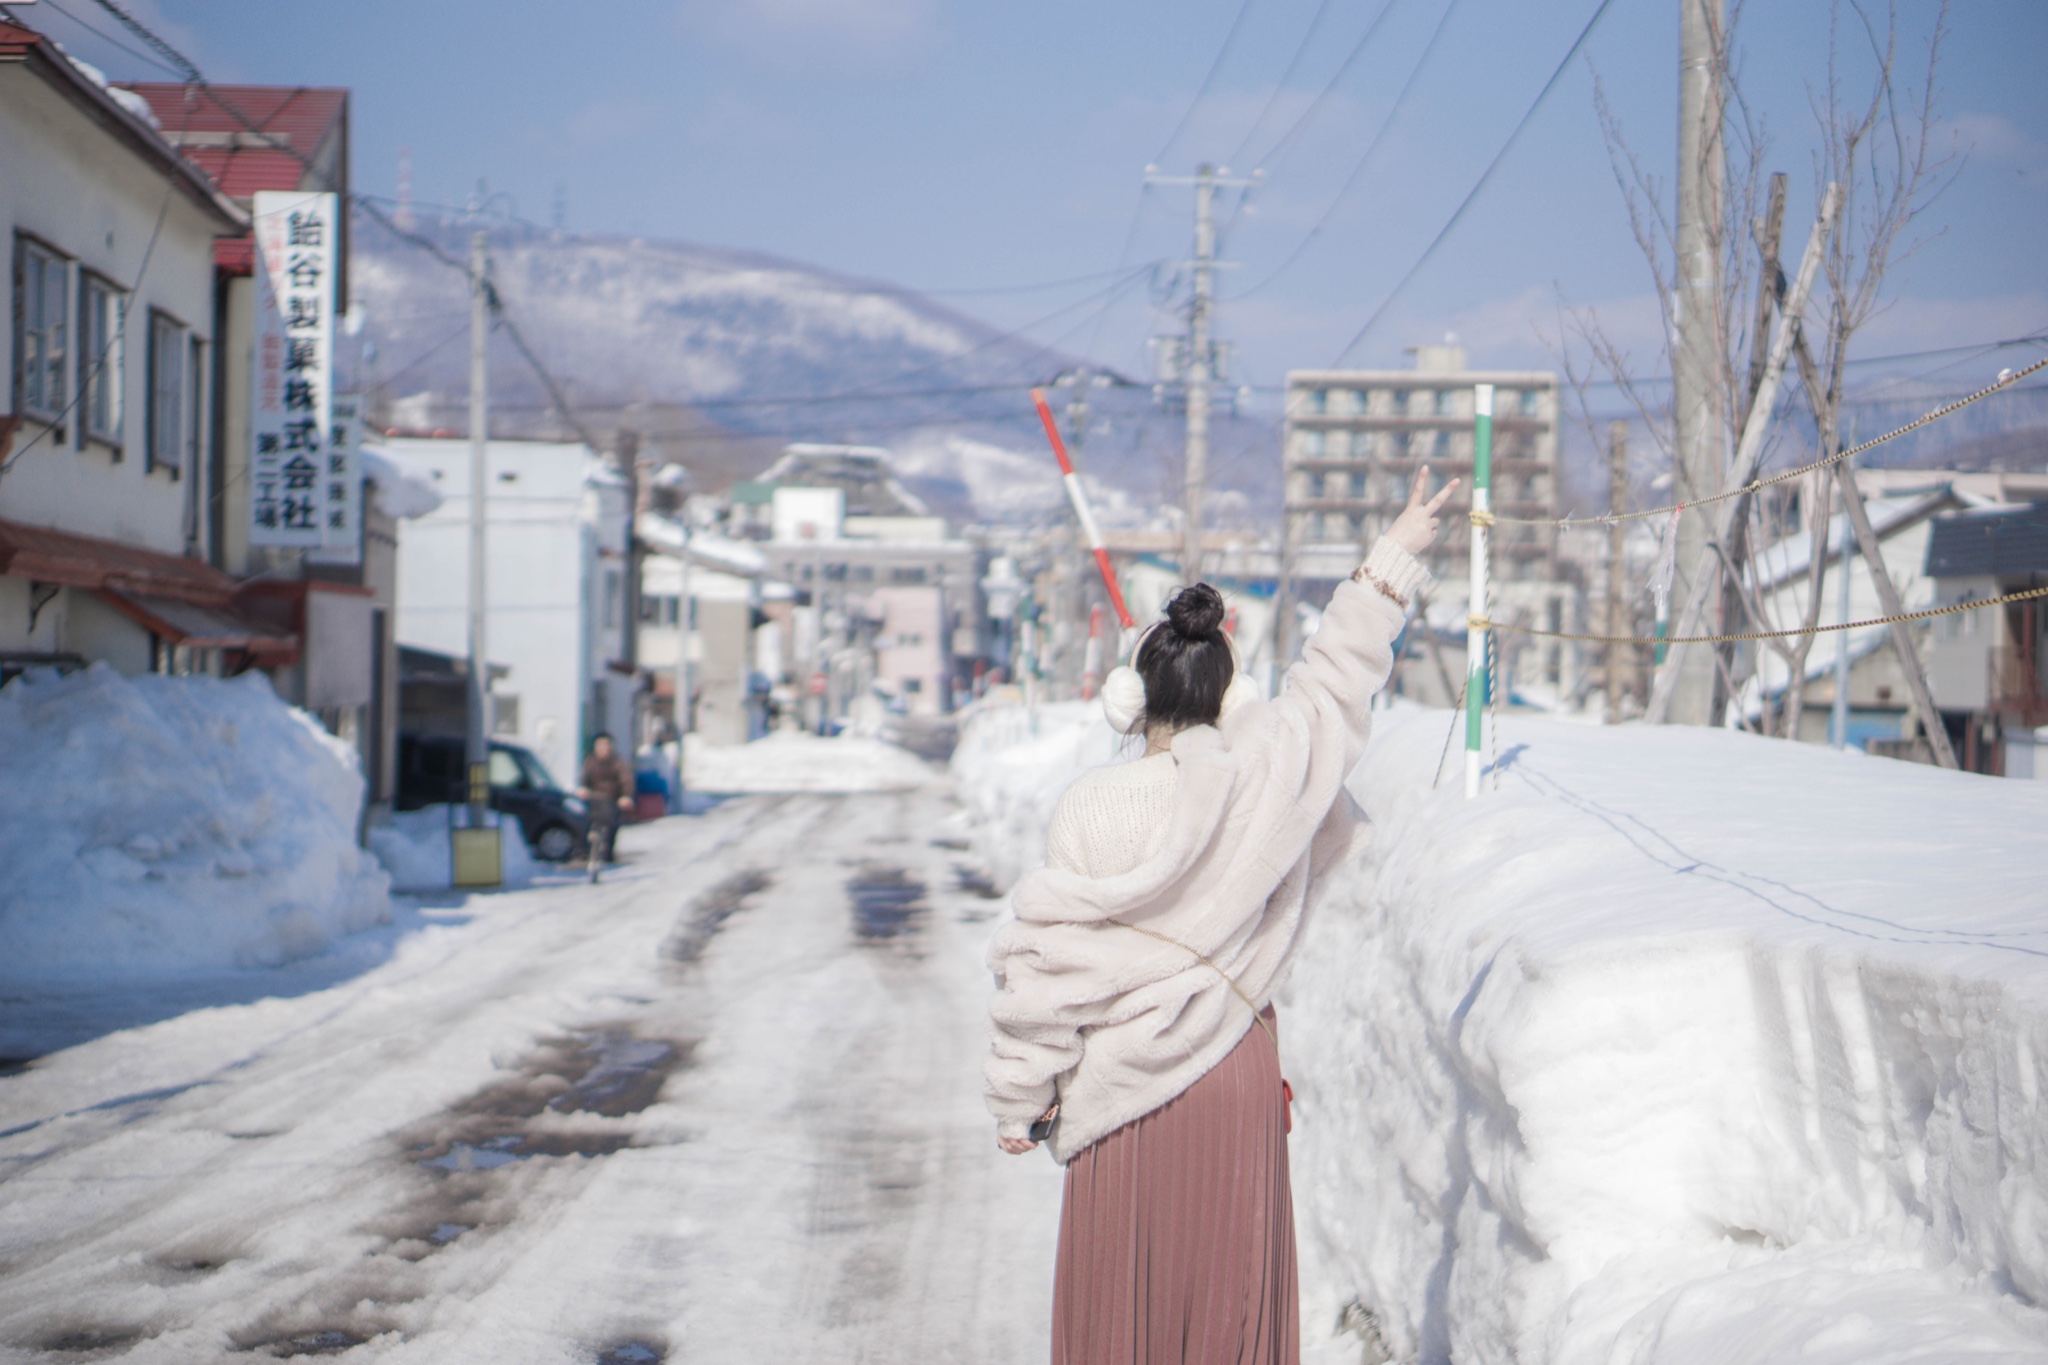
[636,515,769,577]
[1748,488,1959,592]
[360,447,442,520]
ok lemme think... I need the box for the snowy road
[0,786,1062,1363]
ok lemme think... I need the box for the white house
[385,437,632,785]
[0,17,256,680]
[1736,482,1964,746]
[636,515,771,747]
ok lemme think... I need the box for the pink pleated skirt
[1051,1007,1298,1365]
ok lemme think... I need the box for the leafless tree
[1563,0,1955,747]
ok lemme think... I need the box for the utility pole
[617,423,643,743]
[1148,163,1254,584]
[465,231,491,816]
[1606,420,1630,723]
[1668,0,1725,724]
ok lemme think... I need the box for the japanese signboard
[306,393,363,566]
[248,191,338,550]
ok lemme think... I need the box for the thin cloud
[680,0,941,69]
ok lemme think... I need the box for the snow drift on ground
[683,730,935,795]
[952,699,2048,1363]
[367,807,536,893]
[0,666,391,982]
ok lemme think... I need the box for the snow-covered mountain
[347,209,1281,526]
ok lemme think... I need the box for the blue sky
[24,0,2048,409]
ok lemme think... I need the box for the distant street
[0,786,1061,1364]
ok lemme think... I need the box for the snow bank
[683,730,934,795]
[367,806,536,893]
[947,700,1121,891]
[0,665,391,981]
[948,701,2048,1361]
[1288,712,2048,1363]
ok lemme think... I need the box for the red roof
[120,83,348,200]
[0,518,297,656]
[122,83,349,278]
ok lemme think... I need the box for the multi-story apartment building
[1278,344,1574,701]
[1282,344,1559,579]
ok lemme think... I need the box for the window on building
[1392,389,1409,414]
[603,569,620,627]
[1432,430,1450,457]
[664,596,681,626]
[1299,430,1324,458]
[147,311,187,475]
[1520,389,1541,416]
[1308,388,1327,414]
[16,239,68,423]
[1349,472,1369,499]
[1391,430,1410,458]
[79,273,124,448]
[1433,389,1453,416]
[853,565,875,583]
[890,566,927,584]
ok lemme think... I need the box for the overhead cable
[1152,0,1263,168]
[1330,0,1619,365]
[1232,0,1458,299]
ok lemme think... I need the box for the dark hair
[592,732,614,748]
[1136,583,1234,731]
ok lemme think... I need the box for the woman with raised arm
[985,466,1458,1365]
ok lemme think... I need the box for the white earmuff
[1101,666,1146,734]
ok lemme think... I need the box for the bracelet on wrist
[1352,562,1408,610]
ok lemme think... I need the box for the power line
[27,0,183,76]
[81,0,197,80]
[1233,0,1459,300]
[1245,0,1405,175]
[1223,0,1344,170]
[1331,0,1618,365]
[1152,0,1263,168]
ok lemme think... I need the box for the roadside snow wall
[0,664,391,980]
[1296,711,2048,1363]
[948,700,1117,890]
[953,700,2048,1362]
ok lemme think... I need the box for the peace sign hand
[1386,465,1460,557]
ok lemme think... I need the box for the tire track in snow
[0,793,833,1361]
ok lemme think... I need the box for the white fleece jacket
[983,537,1429,1163]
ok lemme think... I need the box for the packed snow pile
[0,665,391,981]
[367,806,536,893]
[683,730,935,795]
[948,700,1121,890]
[951,700,2048,1362]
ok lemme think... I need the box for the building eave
[0,29,246,233]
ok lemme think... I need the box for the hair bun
[1164,582,1226,639]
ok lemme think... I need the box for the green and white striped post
[1464,383,1494,800]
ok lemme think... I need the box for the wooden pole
[1647,183,1841,723]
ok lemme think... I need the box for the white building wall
[385,438,625,786]
[0,67,222,557]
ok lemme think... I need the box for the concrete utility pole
[1185,166,1216,587]
[1606,420,1630,723]
[1667,0,1726,723]
[1148,163,1253,584]
[466,231,491,812]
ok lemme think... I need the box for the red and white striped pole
[1032,387,1135,632]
